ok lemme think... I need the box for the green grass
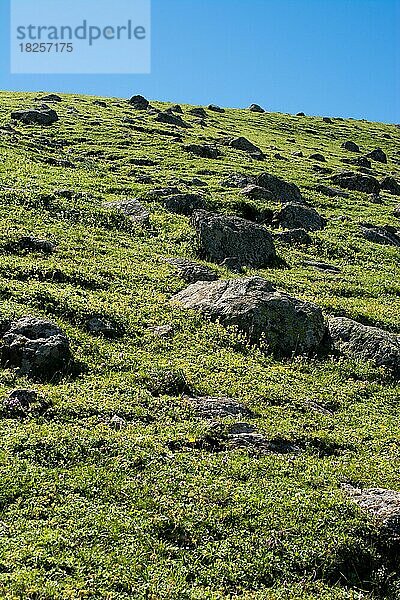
[0,91,399,599]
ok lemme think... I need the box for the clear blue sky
[1,0,399,123]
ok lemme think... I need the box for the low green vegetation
[0,91,399,599]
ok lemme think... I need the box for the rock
[188,107,207,118]
[248,104,265,113]
[366,148,387,163]
[1,317,72,380]
[172,276,325,356]
[225,424,300,454]
[315,184,349,198]
[150,324,174,339]
[255,173,303,204]
[87,317,119,338]
[342,141,360,152]
[208,104,225,113]
[394,205,400,219]
[155,111,190,128]
[303,261,341,273]
[310,153,326,162]
[170,104,183,113]
[273,229,312,245]
[323,117,333,123]
[328,316,400,376]
[190,178,207,187]
[164,257,218,283]
[191,211,276,268]
[220,173,254,189]
[296,112,306,116]
[146,187,180,199]
[161,194,207,216]
[185,396,254,419]
[313,165,333,175]
[331,172,380,195]
[342,156,371,169]
[343,485,400,535]
[128,95,149,110]
[109,414,127,430]
[104,199,149,226]
[93,100,107,107]
[219,257,244,273]
[381,176,400,195]
[1,389,50,418]
[11,108,58,126]
[241,185,274,201]
[183,144,221,159]
[36,94,62,103]
[292,151,303,157]
[360,223,400,247]
[229,137,264,158]
[273,203,326,231]
[13,236,55,254]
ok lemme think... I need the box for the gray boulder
[381,176,400,196]
[11,108,58,126]
[328,316,400,376]
[191,211,276,267]
[229,137,264,158]
[185,396,254,419]
[255,172,303,203]
[273,228,312,245]
[164,257,218,283]
[343,485,400,535]
[360,223,400,247]
[331,172,380,195]
[14,236,55,254]
[208,104,225,113]
[183,144,221,159]
[310,153,326,162]
[128,95,149,109]
[104,199,149,225]
[188,107,207,118]
[172,276,325,356]
[241,185,274,201]
[342,141,360,152]
[315,184,349,198]
[2,389,50,418]
[162,194,207,216]
[273,203,326,231]
[342,156,371,169]
[248,104,265,113]
[1,317,72,380]
[366,148,387,163]
[170,104,183,113]
[155,111,190,128]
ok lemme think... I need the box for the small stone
[248,104,265,113]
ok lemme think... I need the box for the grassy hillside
[0,91,399,600]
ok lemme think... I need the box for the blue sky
[1,0,399,123]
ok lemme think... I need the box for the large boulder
[366,148,387,163]
[360,223,400,247]
[241,185,274,202]
[191,211,276,267]
[128,95,149,109]
[273,228,311,245]
[328,316,400,376]
[273,203,326,231]
[255,172,303,203]
[172,276,325,356]
[248,104,265,113]
[11,108,58,126]
[1,317,72,380]
[229,137,264,158]
[342,141,360,152]
[155,111,190,128]
[381,176,400,196]
[188,107,207,118]
[183,144,221,159]
[331,172,380,195]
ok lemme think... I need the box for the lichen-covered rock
[172,276,325,356]
[273,228,312,245]
[255,172,303,203]
[366,148,387,163]
[381,176,400,196]
[164,257,218,283]
[191,210,276,267]
[162,194,207,215]
[11,108,59,126]
[343,485,400,535]
[155,111,190,128]
[183,144,221,159]
[1,389,51,418]
[273,203,326,231]
[328,316,400,376]
[1,317,72,380]
[342,141,360,152]
[229,137,264,158]
[104,199,150,225]
[360,223,400,247]
[331,172,380,194]
[241,185,274,201]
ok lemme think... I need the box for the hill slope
[0,91,399,599]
